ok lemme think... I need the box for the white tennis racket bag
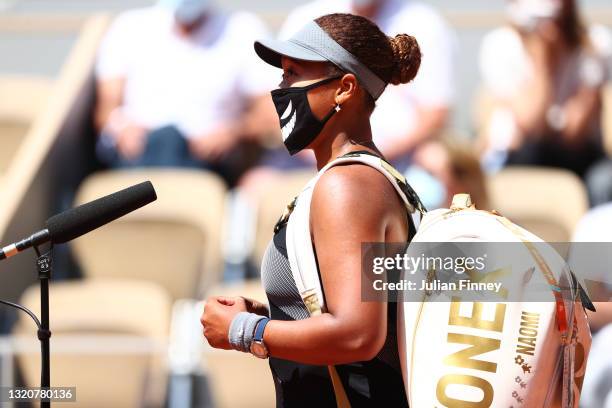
[399,194,593,408]
[281,151,593,408]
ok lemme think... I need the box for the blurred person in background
[407,136,489,210]
[478,0,612,187]
[570,203,612,408]
[585,158,612,206]
[94,0,278,184]
[239,0,456,195]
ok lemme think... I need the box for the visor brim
[254,38,328,68]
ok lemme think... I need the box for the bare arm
[495,24,563,138]
[189,94,278,162]
[503,65,602,146]
[94,76,149,160]
[502,47,555,137]
[242,94,280,144]
[561,85,602,143]
[382,106,449,161]
[94,77,125,133]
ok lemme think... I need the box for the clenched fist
[200,296,248,349]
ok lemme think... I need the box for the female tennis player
[201,13,421,406]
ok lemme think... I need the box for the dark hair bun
[388,34,421,85]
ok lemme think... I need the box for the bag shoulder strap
[286,151,424,314]
[340,150,427,216]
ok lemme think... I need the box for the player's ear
[334,73,358,106]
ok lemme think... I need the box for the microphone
[0,181,157,260]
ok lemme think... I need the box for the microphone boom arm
[0,229,50,260]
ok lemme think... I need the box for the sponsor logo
[280,101,296,141]
[436,298,506,407]
[516,311,540,356]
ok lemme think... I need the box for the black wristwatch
[250,318,271,359]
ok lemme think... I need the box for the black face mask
[270,76,341,155]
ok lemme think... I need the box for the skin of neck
[175,13,208,37]
[309,103,380,170]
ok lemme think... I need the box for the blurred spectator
[241,0,456,179]
[573,201,612,244]
[571,202,612,330]
[585,158,612,207]
[570,203,612,408]
[479,0,612,183]
[580,324,612,408]
[407,137,489,210]
[94,0,278,183]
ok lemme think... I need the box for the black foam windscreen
[45,181,157,244]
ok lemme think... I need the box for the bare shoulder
[311,163,398,221]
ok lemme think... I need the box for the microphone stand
[0,245,53,407]
[34,244,52,408]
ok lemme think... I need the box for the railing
[0,14,110,312]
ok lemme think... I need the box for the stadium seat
[487,166,588,242]
[252,170,315,267]
[0,75,53,173]
[201,280,275,408]
[13,278,171,408]
[71,169,227,300]
[603,83,612,157]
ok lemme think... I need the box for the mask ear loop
[320,102,341,124]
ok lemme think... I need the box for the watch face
[251,341,268,359]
